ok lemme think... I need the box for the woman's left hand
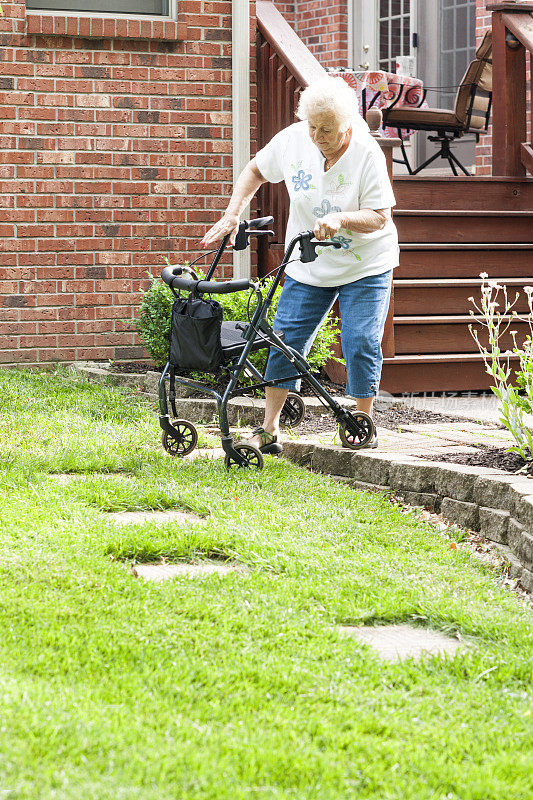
[314,212,343,241]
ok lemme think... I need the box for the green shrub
[133,270,342,377]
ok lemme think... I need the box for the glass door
[378,0,415,73]
[416,0,477,172]
[359,0,416,72]
[440,0,477,108]
[357,0,417,174]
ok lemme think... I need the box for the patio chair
[382,30,492,176]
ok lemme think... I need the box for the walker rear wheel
[162,419,198,457]
[339,412,374,450]
[280,393,306,428]
[224,443,264,470]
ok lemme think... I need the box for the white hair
[296,76,370,135]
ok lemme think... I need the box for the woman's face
[307,112,349,157]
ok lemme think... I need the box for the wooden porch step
[394,175,533,211]
[380,352,520,394]
[395,209,533,243]
[383,352,519,365]
[332,349,521,393]
[394,278,532,315]
[397,242,533,278]
[392,315,528,355]
[395,277,532,286]
[397,209,533,216]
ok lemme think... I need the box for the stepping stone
[108,509,204,526]
[49,473,78,485]
[132,560,246,581]
[49,472,133,484]
[339,623,469,663]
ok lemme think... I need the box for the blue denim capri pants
[264,269,393,399]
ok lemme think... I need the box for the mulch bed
[416,446,533,476]
[293,403,461,436]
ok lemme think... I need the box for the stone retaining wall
[282,441,533,593]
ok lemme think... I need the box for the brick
[389,461,440,494]
[76,94,111,108]
[515,495,533,533]
[350,452,392,486]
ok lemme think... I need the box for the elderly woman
[201,77,398,452]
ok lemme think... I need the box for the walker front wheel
[339,412,374,450]
[224,443,264,470]
[162,419,198,457]
[280,393,306,428]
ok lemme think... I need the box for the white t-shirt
[255,120,399,287]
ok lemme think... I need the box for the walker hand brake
[299,231,342,263]
[233,219,275,251]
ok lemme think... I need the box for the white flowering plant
[515,334,533,416]
[469,275,533,464]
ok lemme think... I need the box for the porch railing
[255,0,326,244]
[489,1,533,176]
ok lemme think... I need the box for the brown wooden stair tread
[399,242,533,249]
[392,314,521,323]
[383,352,520,364]
[394,277,533,286]
[395,209,533,216]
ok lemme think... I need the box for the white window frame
[25,0,177,21]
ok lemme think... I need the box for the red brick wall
[272,1,295,27]
[273,0,349,68]
[0,0,251,367]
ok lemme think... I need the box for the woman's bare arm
[200,158,267,248]
[314,209,390,240]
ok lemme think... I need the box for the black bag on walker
[169,294,223,372]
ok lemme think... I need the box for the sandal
[246,427,283,455]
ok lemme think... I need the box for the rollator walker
[158,215,375,469]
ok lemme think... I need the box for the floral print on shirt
[331,234,352,250]
[327,172,353,200]
[291,168,313,192]
[312,198,341,219]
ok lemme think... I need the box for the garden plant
[469,274,533,465]
[133,269,342,376]
[0,367,531,799]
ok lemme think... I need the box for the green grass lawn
[0,368,531,800]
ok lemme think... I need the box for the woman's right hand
[200,213,240,249]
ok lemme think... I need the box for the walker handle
[161,265,253,294]
[248,216,274,229]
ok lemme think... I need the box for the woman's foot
[246,427,283,455]
[359,431,378,449]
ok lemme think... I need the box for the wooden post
[232,0,252,278]
[377,137,399,360]
[488,2,528,176]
